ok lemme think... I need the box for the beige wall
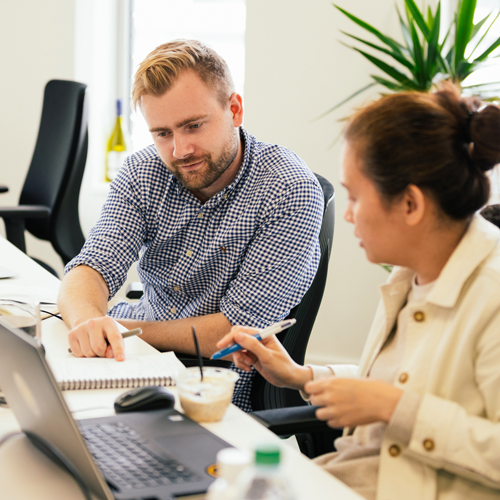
[244,0,405,364]
[1,0,408,365]
[0,0,75,277]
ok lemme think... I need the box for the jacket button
[423,439,435,451]
[388,445,401,457]
[414,311,425,322]
[398,372,409,384]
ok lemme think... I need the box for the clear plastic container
[177,367,239,422]
[240,445,295,500]
[206,448,251,500]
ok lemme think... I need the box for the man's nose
[173,134,194,159]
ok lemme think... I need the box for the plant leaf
[474,34,500,61]
[405,0,431,40]
[454,0,477,71]
[426,3,442,79]
[469,12,500,61]
[397,6,414,57]
[470,12,493,40]
[313,82,377,120]
[333,4,406,55]
[409,16,426,87]
[371,75,416,91]
[352,47,413,85]
[340,32,415,71]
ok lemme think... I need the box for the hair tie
[464,111,474,144]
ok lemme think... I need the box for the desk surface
[0,235,362,500]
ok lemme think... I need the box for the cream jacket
[328,215,500,500]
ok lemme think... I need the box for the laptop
[0,318,232,500]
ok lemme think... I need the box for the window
[128,0,246,153]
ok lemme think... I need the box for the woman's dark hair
[344,83,500,220]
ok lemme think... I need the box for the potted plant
[323,0,500,117]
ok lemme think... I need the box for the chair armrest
[250,405,334,436]
[0,205,50,220]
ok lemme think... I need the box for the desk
[0,235,362,500]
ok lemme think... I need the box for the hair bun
[469,104,500,172]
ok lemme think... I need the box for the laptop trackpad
[157,434,226,465]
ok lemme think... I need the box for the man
[58,40,324,411]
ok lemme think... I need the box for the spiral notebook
[48,352,186,390]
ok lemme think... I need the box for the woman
[217,85,500,500]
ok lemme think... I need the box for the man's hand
[217,326,312,391]
[67,316,125,361]
[305,378,403,428]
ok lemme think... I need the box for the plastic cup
[177,367,239,422]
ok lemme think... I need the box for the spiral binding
[59,376,174,391]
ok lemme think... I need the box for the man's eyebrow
[149,115,208,133]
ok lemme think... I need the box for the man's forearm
[118,312,232,358]
[58,265,110,328]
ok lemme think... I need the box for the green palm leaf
[333,5,406,55]
[454,0,477,71]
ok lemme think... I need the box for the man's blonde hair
[132,39,235,109]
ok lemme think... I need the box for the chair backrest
[19,80,88,264]
[251,173,335,411]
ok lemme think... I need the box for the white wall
[0,0,75,277]
[1,0,408,365]
[244,0,405,364]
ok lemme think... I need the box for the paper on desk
[0,265,17,279]
[48,352,186,387]
[0,283,58,304]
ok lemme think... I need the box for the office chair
[250,173,335,411]
[0,80,88,276]
[250,404,342,459]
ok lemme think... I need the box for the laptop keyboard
[81,422,199,491]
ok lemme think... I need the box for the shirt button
[423,439,435,451]
[388,445,401,457]
[197,212,203,219]
[173,286,180,292]
[186,250,193,257]
[414,311,425,322]
[222,193,228,200]
[171,307,177,314]
[398,373,409,384]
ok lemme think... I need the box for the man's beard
[166,131,239,191]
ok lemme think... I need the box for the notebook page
[49,352,186,386]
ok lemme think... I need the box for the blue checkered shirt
[66,128,324,412]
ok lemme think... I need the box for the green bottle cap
[255,445,280,466]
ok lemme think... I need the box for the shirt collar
[381,214,500,309]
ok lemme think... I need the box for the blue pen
[211,319,297,360]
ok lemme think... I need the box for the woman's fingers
[217,326,258,349]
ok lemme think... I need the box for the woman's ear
[403,185,426,226]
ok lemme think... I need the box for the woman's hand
[216,326,312,391]
[305,378,403,428]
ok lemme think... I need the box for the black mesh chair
[0,80,88,276]
[250,173,335,411]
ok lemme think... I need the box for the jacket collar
[382,214,500,310]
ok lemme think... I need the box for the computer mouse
[114,386,175,413]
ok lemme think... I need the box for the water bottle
[206,448,251,500]
[240,445,295,500]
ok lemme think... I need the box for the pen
[211,319,296,360]
[68,327,143,354]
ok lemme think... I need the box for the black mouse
[114,386,175,413]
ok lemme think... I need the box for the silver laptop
[0,318,231,500]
